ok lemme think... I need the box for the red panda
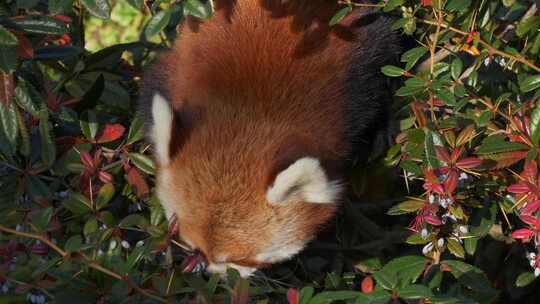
[140,0,400,277]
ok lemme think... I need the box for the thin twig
[418,19,540,73]
[0,225,169,303]
[338,0,385,8]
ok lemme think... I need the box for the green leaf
[119,214,149,229]
[397,284,433,300]
[14,79,41,116]
[184,0,213,19]
[445,0,471,12]
[34,45,82,60]
[515,272,536,287]
[83,218,98,237]
[129,153,155,175]
[401,47,427,70]
[299,286,315,304]
[80,0,111,19]
[126,112,144,144]
[395,84,425,96]
[530,100,540,146]
[475,140,528,155]
[31,207,53,231]
[0,101,18,146]
[39,110,56,168]
[144,9,172,39]
[80,110,99,140]
[442,260,498,302]
[436,89,456,106]
[96,183,115,210]
[63,192,92,215]
[381,65,405,77]
[122,246,146,273]
[464,237,478,255]
[446,238,465,258]
[11,16,68,35]
[0,25,17,46]
[516,16,540,38]
[48,0,74,14]
[469,202,497,237]
[26,176,52,202]
[354,290,392,304]
[0,45,17,73]
[16,0,40,9]
[450,58,463,80]
[127,0,144,10]
[519,74,540,93]
[384,0,404,12]
[373,269,397,290]
[329,6,352,26]
[309,291,362,304]
[381,255,426,285]
[64,235,83,253]
[424,130,441,169]
[387,199,424,215]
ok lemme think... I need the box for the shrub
[0,0,539,303]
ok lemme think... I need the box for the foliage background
[0,0,540,303]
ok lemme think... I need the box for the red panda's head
[149,94,342,277]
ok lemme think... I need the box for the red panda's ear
[266,157,342,205]
[150,93,174,166]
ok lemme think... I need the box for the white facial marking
[156,169,182,220]
[255,243,304,264]
[151,93,173,166]
[266,157,341,205]
[206,263,256,278]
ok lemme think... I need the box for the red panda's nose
[180,251,208,273]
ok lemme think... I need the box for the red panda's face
[150,94,341,277]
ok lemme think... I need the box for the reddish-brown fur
[143,0,393,269]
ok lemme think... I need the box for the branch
[418,19,540,73]
[0,225,169,303]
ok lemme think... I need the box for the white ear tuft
[266,157,341,205]
[151,93,173,166]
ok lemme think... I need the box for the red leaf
[96,124,125,143]
[450,147,463,164]
[168,214,179,237]
[511,228,534,241]
[14,283,32,294]
[434,146,451,163]
[507,183,531,193]
[180,252,207,273]
[80,150,95,170]
[287,288,299,304]
[361,276,374,294]
[98,171,113,184]
[79,170,92,195]
[126,166,149,197]
[50,15,72,23]
[421,0,433,6]
[520,215,537,226]
[0,72,14,106]
[424,215,442,226]
[444,171,458,195]
[523,160,538,182]
[521,200,540,214]
[15,33,33,59]
[456,157,482,169]
[46,90,60,112]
